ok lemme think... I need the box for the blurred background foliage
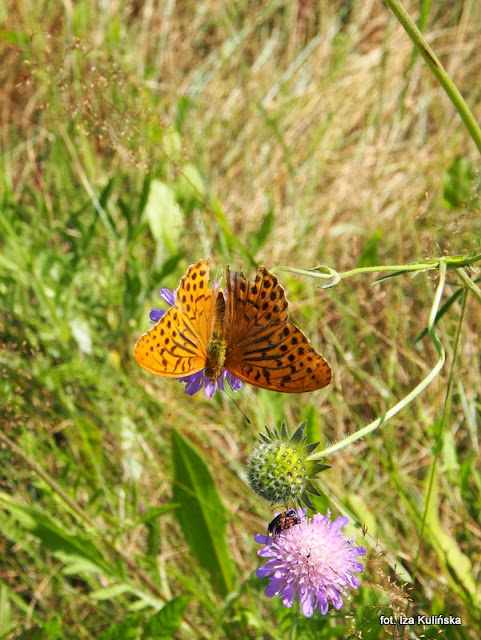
[1,0,480,638]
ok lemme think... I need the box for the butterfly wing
[224,266,332,392]
[134,260,216,377]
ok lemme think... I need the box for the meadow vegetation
[1,0,480,638]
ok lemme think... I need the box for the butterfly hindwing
[134,260,216,378]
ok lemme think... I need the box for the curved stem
[307,260,447,461]
[456,268,481,303]
[273,253,481,285]
[384,0,481,154]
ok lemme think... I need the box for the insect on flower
[268,509,302,540]
[134,259,332,397]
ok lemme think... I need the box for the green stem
[273,253,481,285]
[308,260,447,461]
[413,282,468,578]
[384,0,481,154]
[456,268,481,303]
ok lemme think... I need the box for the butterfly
[134,259,332,393]
[268,509,302,540]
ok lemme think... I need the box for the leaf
[123,266,142,317]
[414,287,463,343]
[171,430,236,595]
[139,504,178,524]
[174,163,205,213]
[43,618,62,640]
[143,180,184,263]
[424,472,481,606]
[0,495,111,576]
[247,209,274,254]
[142,596,191,639]
[210,199,256,266]
[69,317,93,355]
[357,228,383,267]
[372,269,414,284]
[90,584,133,600]
[443,157,479,210]
[442,430,460,473]
[174,95,195,131]
[346,494,378,537]
[98,614,143,640]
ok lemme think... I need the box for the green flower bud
[247,421,330,507]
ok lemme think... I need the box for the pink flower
[255,509,366,617]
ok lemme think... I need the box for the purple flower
[149,288,243,397]
[255,509,366,617]
[149,288,176,322]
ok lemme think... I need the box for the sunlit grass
[1,0,481,637]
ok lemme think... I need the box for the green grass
[1,0,481,638]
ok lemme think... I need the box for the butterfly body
[134,259,332,393]
[205,331,227,382]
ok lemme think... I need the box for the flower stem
[273,253,481,285]
[307,260,447,461]
[456,267,481,303]
[384,0,481,154]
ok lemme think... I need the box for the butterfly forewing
[134,260,216,378]
[224,266,332,392]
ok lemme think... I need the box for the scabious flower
[255,509,366,617]
[248,421,329,507]
[149,288,243,397]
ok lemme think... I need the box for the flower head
[148,287,243,397]
[255,509,366,617]
[247,421,330,507]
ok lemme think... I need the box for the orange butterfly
[134,259,332,395]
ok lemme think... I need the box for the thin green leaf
[414,288,463,343]
[372,269,417,284]
[139,504,178,524]
[0,496,111,576]
[142,596,191,639]
[171,430,236,596]
[247,209,274,254]
[90,584,133,601]
[98,614,143,640]
[424,472,480,605]
[357,228,383,268]
[143,179,184,263]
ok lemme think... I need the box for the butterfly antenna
[224,390,251,424]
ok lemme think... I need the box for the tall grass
[1,0,480,638]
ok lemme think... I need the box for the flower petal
[182,372,205,395]
[216,373,225,392]
[149,308,165,322]
[204,379,217,397]
[301,593,315,617]
[159,288,176,306]
[254,533,269,544]
[226,371,243,391]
